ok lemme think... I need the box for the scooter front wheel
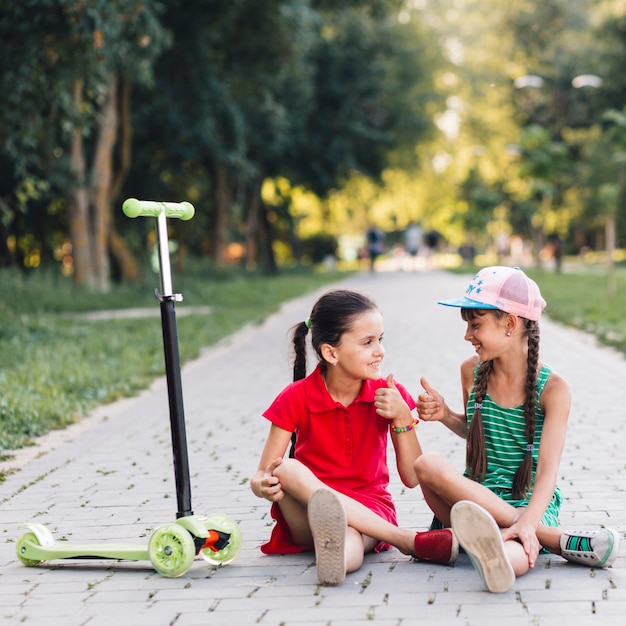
[148,523,195,577]
[198,513,243,566]
[16,532,45,566]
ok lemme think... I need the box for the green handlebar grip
[122,198,195,221]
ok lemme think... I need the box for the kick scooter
[16,199,242,577]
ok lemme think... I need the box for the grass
[0,262,351,464]
[525,267,626,352]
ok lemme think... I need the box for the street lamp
[513,73,605,272]
[571,75,616,297]
[571,74,603,89]
[514,75,544,89]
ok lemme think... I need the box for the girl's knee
[273,458,320,494]
[414,451,448,485]
[272,458,305,488]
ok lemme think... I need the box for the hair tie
[304,317,311,329]
[474,402,482,410]
[526,443,535,452]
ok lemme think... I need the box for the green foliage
[285,3,440,194]
[524,268,626,353]
[0,0,170,266]
[301,233,338,263]
[0,265,350,456]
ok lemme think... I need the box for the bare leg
[415,452,521,525]
[273,458,417,560]
[416,451,563,559]
[506,541,531,576]
[275,489,378,574]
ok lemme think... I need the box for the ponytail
[288,321,309,458]
[291,321,309,383]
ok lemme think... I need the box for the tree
[126,0,317,271]
[0,0,169,289]
[125,0,439,271]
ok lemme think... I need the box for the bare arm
[250,424,293,501]
[375,374,422,487]
[416,358,476,438]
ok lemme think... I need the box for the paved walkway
[1,270,624,625]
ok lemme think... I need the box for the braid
[467,359,492,481]
[511,319,540,499]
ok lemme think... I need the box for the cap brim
[437,296,499,310]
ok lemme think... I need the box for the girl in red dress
[251,289,457,585]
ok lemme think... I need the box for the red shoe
[413,529,459,565]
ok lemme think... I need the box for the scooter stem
[154,211,193,518]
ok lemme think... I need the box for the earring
[506,331,511,337]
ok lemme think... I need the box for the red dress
[261,365,416,554]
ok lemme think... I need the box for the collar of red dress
[305,364,383,412]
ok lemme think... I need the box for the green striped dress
[465,363,562,527]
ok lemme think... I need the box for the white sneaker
[450,500,515,593]
[307,489,347,585]
[560,528,620,568]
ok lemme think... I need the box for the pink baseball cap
[438,266,546,321]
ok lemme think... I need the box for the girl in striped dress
[413,266,620,593]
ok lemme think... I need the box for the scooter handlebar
[122,198,195,221]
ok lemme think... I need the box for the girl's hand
[375,374,411,422]
[501,514,540,568]
[252,457,284,502]
[416,377,446,422]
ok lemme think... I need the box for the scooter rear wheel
[16,532,45,566]
[198,513,243,566]
[148,523,195,577]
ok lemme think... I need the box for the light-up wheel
[198,513,242,566]
[148,523,195,577]
[16,532,45,566]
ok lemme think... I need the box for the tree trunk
[211,160,230,266]
[68,75,125,291]
[244,179,261,270]
[68,78,95,287]
[606,212,616,299]
[109,76,140,282]
[109,229,141,282]
[110,77,133,203]
[88,77,118,293]
[259,201,278,274]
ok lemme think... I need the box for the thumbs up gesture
[374,373,410,421]
[416,377,445,422]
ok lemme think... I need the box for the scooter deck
[19,538,150,562]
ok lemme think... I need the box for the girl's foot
[450,500,515,593]
[413,529,459,565]
[560,528,620,567]
[308,489,347,585]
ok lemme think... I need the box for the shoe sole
[450,500,515,593]
[308,489,347,585]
